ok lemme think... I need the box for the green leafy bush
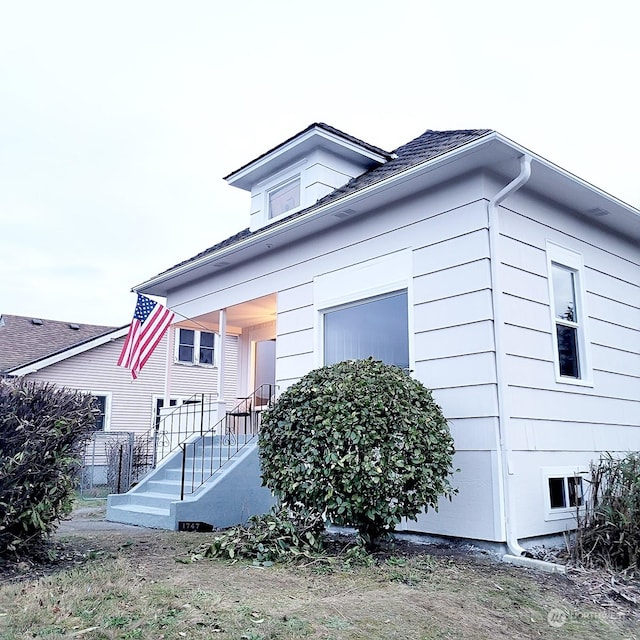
[573,453,640,570]
[198,507,326,564]
[0,378,98,557]
[258,358,457,545]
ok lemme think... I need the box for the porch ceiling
[176,293,277,332]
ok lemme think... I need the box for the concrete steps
[106,437,275,530]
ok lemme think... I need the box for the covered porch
[155,292,278,463]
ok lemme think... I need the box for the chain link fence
[79,431,155,499]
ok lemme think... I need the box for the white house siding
[169,173,506,542]
[24,333,238,436]
[496,188,640,539]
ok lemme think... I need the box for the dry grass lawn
[1,506,638,640]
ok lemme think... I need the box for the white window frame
[313,250,414,370]
[321,290,410,370]
[542,466,589,521]
[174,327,218,367]
[267,175,301,220]
[151,395,189,429]
[545,241,592,386]
[85,391,112,431]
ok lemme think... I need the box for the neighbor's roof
[0,314,120,374]
[155,127,492,279]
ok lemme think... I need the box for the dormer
[224,123,392,232]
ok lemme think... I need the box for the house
[107,123,639,552]
[0,313,241,491]
[0,312,240,434]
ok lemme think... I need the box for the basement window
[548,476,583,509]
[543,467,588,520]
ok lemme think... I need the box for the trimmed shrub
[0,378,97,557]
[573,453,640,570]
[258,358,457,545]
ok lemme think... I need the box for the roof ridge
[224,122,392,181]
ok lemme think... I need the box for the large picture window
[323,290,409,369]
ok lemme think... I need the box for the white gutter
[487,155,565,573]
[138,131,639,295]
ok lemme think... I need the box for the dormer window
[224,123,391,232]
[268,176,300,219]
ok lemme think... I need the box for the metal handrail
[179,384,276,499]
[130,392,219,486]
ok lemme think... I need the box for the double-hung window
[175,328,216,366]
[552,264,580,377]
[546,242,591,384]
[92,394,109,430]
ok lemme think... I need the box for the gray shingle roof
[0,314,119,374]
[154,127,492,279]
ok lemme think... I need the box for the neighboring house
[0,313,239,436]
[110,123,639,551]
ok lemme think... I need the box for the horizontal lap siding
[497,195,640,539]
[412,217,498,429]
[171,177,505,540]
[172,179,487,318]
[266,179,495,398]
[269,186,502,539]
[498,203,640,442]
[276,282,314,390]
[403,450,504,541]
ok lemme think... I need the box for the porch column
[163,323,174,407]
[217,308,227,400]
[215,309,228,425]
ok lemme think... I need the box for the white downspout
[488,155,536,559]
[489,155,563,572]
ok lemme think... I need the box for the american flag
[117,294,175,380]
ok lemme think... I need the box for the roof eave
[137,130,639,297]
[136,132,500,294]
[225,125,391,191]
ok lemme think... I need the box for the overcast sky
[1,1,637,327]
